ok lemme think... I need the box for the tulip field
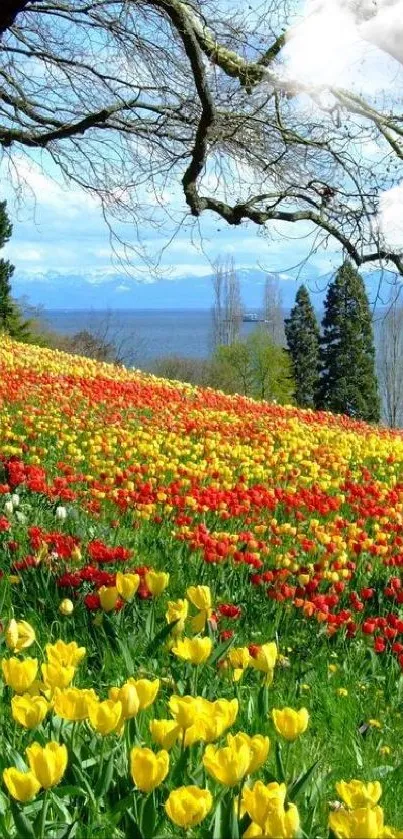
[2,338,403,838]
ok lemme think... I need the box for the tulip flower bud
[3,768,41,802]
[59,598,74,616]
[130,746,169,792]
[145,570,169,596]
[11,694,48,729]
[26,741,68,789]
[1,657,38,693]
[165,786,213,828]
[272,707,309,741]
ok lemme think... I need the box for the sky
[2,0,403,309]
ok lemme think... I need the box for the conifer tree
[285,285,320,408]
[316,261,380,422]
[0,201,30,340]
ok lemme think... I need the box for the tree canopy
[285,285,320,408]
[316,261,380,422]
[0,2,402,271]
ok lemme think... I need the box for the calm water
[43,309,260,369]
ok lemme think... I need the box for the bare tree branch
[0,0,402,274]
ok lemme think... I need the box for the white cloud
[378,182,403,251]
[2,154,99,218]
[283,0,403,92]
[6,245,43,263]
[116,284,130,292]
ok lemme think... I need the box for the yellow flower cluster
[329,781,403,838]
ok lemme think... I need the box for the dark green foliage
[0,200,31,340]
[285,285,320,408]
[316,261,380,422]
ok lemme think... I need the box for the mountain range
[12,267,398,311]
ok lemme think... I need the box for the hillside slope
[0,338,403,837]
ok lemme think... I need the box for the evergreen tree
[285,285,320,407]
[0,200,30,339]
[316,261,380,422]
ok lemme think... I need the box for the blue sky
[2,0,402,309]
[1,151,344,307]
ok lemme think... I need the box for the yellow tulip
[172,637,212,665]
[11,694,48,729]
[187,586,213,632]
[166,599,188,635]
[165,786,213,828]
[53,687,98,721]
[150,719,180,749]
[249,642,278,684]
[2,657,38,694]
[336,780,382,809]
[199,698,239,742]
[5,619,36,653]
[88,699,123,735]
[130,747,169,792]
[186,586,212,612]
[227,732,270,774]
[242,781,300,838]
[71,546,82,564]
[116,572,140,601]
[191,609,212,633]
[145,570,169,596]
[45,640,86,668]
[272,707,309,741]
[203,741,251,786]
[26,742,68,789]
[228,647,251,682]
[99,585,119,612]
[41,662,76,691]
[129,678,160,710]
[329,806,385,839]
[59,599,74,616]
[169,695,203,730]
[109,681,139,719]
[3,768,41,802]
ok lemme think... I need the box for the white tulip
[55,506,67,521]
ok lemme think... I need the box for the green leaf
[212,793,239,839]
[145,619,179,656]
[288,759,319,801]
[10,802,36,839]
[140,794,156,838]
[275,742,286,783]
[257,684,270,718]
[124,808,144,839]
[94,751,115,798]
[118,638,134,673]
[208,635,236,668]
[52,786,87,799]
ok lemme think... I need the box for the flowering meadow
[1,337,403,838]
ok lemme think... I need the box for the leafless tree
[263,275,285,345]
[211,257,243,347]
[28,307,147,367]
[1,2,403,274]
[376,290,403,427]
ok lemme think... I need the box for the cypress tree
[285,285,320,408]
[0,200,30,340]
[316,261,380,422]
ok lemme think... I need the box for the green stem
[39,790,50,839]
[180,727,187,755]
[237,781,244,824]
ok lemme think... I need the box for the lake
[43,309,262,369]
